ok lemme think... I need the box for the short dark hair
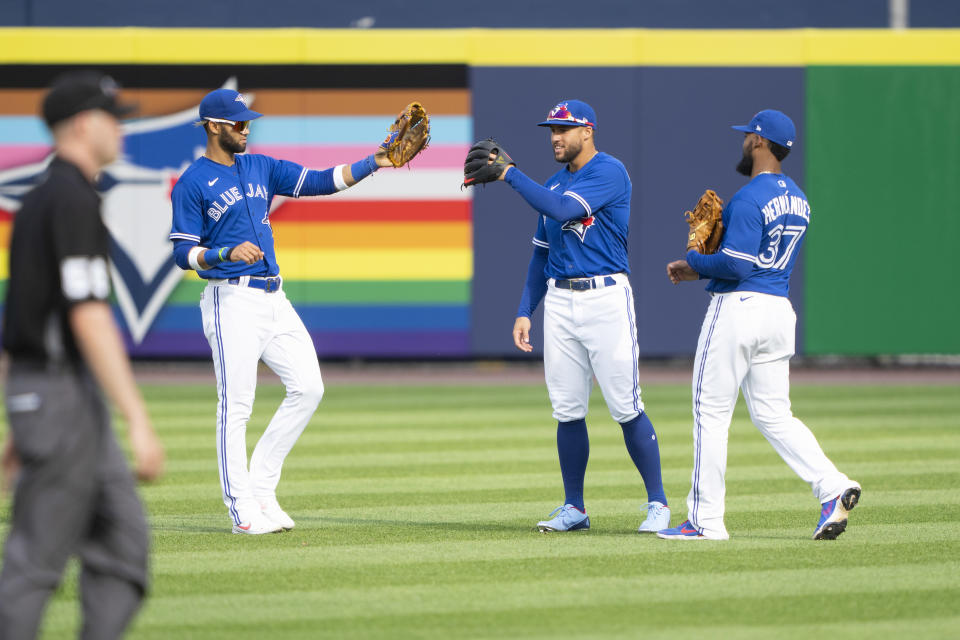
[766,138,790,161]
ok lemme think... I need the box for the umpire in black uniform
[0,71,165,640]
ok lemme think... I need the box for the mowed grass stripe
[149,525,960,575]
[39,565,959,631]
[152,414,960,445]
[136,462,959,498]
[149,434,959,469]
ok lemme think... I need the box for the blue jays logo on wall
[0,79,245,344]
[562,215,596,241]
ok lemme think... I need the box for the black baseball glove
[463,138,515,187]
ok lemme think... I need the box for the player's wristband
[349,154,379,183]
[202,247,232,266]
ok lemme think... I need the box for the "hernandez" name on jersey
[761,194,810,225]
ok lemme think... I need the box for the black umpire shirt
[2,156,112,365]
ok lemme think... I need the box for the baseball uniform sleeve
[503,168,589,222]
[49,195,111,304]
[169,179,203,245]
[169,179,204,269]
[268,157,337,198]
[559,160,628,218]
[517,245,549,318]
[532,214,549,250]
[685,198,760,280]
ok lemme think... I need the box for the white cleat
[232,512,283,535]
[260,499,296,531]
[638,501,671,533]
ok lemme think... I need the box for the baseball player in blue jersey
[658,110,861,541]
[467,100,670,533]
[170,89,398,534]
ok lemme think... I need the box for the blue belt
[554,275,618,291]
[227,276,282,293]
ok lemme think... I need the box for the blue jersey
[169,154,335,278]
[531,152,632,279]
[696,172,810,297]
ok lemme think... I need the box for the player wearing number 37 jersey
[660,110,860,541]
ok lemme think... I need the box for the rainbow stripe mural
[0,72,473,358]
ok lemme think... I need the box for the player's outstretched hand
[667,259,699,284]
[513,316,533,352]
[374,148,393,168]
[228,241,264,265]
[128,417,165,483]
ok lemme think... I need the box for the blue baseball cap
[732,109,795,148]
[198,89,262,123]
[537,99,596,129]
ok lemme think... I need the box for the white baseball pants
[688,291,852,538]
[543,273,644,423]
[200,281,324,525]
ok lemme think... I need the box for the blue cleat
[813,484,861,540]
[638,501,671,533]
[656,519,708,540]
[537,504,590,532]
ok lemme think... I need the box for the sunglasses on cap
[205,118,250,132]
[546,105,594,127]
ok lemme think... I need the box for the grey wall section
[470,67,805,358]
[1,0,919,28]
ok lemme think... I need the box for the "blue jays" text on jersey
[170,154,336,278]
[531,152,632,279]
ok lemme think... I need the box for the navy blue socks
[556,419,589,511]
[620,412,668,505]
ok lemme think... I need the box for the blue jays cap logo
[0,78,249,345]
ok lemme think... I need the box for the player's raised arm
[463,102,610,223]
[464,138,590,222]
[284,102,431,194]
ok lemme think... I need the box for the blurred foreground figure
[0,71,164,640]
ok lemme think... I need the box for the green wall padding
[804,66,960,355]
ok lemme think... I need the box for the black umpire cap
[42,71,136,128]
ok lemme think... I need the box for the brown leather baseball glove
[685,189,725,254]
[379,102,430,168]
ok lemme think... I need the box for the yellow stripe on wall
[183,248,472,281]
[1,28,959,66]
[272,222,471,250]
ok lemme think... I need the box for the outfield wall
[0,29,957,358]
[4,0,960,28]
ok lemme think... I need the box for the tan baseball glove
[685,189,725,254]
[379,102,430,168]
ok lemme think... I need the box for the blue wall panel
[631,67,806,358]
[470,67,639,357]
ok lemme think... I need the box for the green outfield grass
[1,381,959,639]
